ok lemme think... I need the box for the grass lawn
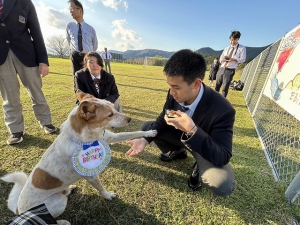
[0,58,296,224]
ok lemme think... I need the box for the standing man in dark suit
[66,0,98,78]
[126,49,236,197]
[215,30,246,98]
[74,52,122,112]
[0,0,57,145]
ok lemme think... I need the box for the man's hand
[39,63,49,77]
[125,138,148,157]
[164,110,195,133]
[227,57,237,62]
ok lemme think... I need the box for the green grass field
[0,58,295,224]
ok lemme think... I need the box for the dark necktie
[78,23,83,52]
[224,47,234,68]
[94,78,101,92]
[182,106,189,112]
[0,0,3,15]
[106,52,108,59]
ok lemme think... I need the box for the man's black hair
[163,49,206,85]
[230,31,241,39]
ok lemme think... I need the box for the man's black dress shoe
[159,150,187,162]
[188,162,202,191]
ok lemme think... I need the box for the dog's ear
[76,90,95,103]
[76,89,87,102]
[78,101,97,120]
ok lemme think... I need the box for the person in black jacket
[208,57,219,87]
[0,0,57,145]
[74,51,122,112]
[126,49,235,196]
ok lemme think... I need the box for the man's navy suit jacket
[144,84,236,166]
[0,0,48,66]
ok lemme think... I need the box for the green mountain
[111,45,270,63]
[195,46,270,62]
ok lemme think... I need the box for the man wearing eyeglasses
[66,0,98,82]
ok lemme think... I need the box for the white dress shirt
[179,83,204,117]
[66,20,98,53]
[101,51,112,60]
[219,43,246,69]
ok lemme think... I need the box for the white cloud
[111,20,144,50]
[111,20,141,42]
[35,2,69,39]
[36,2,69,29]
[103,0,128,11]
[88,0,128,11]
[116,42,135,51]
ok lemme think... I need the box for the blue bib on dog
[72,139,111,176]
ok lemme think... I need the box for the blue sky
[33,0,299,52]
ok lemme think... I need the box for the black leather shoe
[188,162,202,191]
[159,150,187,162]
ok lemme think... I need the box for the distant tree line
[123,55,169,67]
[45,34,248,70]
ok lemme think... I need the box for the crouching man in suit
[126,49,236,197]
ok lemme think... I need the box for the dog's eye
[108,113,113,118]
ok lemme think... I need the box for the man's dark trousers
[140,121,235,197]
[71,51,85,75]
[215,68,235,98]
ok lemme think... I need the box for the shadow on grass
[118,83,167,93]
[120,74,165,82]
[50,72,73,76]
[111,142,293,224]
[122,106,163,120]
[57,190,165,225]
[9,133,58,149]
[110,147,193,191]
[233,126,259,138]
[231,103,248,109]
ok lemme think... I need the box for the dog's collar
[70,137,96,146]
[70,130,105,146]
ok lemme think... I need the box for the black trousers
[215,68,236,98]
[141,121,235,197]
[71,51,85,75]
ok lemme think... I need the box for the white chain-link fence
[241,30,300,219]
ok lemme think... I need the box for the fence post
[285,171,300,204]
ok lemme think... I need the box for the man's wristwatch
[184,125,198,139]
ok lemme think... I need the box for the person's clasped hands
[164,110,195,133]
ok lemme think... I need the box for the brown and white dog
[1,90,157,224]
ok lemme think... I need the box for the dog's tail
[1,172,28,214]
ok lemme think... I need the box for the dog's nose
[127,117,131,123]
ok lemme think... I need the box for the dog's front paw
[144,130,157,137]
[101,191,117,200]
